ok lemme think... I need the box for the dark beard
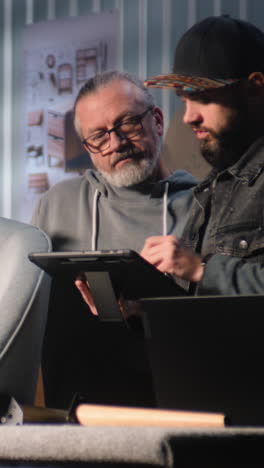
[199,109,253,171]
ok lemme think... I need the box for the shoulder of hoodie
[167,170,198,190]
[37,169,97,203]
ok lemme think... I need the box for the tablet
[28,249,188,321]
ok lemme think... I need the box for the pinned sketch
[19,11,119,221]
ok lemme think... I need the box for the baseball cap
[145,15,264,93]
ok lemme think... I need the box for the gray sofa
[0,425,263,466]
[0,217,51,404]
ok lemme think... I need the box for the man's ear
[153,106,164,136]
[247,72,264,96]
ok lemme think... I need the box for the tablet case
[29,249,187,321]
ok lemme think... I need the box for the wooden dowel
[76,404,225,427]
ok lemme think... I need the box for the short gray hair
[74,70,156,138]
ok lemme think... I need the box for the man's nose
[183,101,203,125]
[107,129,127,152]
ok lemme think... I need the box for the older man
[33,71,195,253]
[32,70,196,408]
[144,15,264,295]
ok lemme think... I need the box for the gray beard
[100,151,160,187]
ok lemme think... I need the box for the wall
[0,0,263,220]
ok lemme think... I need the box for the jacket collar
[196,136,264,191]
[228,136,264,183]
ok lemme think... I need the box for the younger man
[144,15,264,295]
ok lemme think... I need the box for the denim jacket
[182,136,264,264]
[198,254,264,295]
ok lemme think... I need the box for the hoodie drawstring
[91,189,100,250]
[162,181,169,236]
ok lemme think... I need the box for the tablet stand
[84,272,122,321]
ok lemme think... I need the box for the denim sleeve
[197,254,264,295]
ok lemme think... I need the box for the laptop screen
[140,295,264,426]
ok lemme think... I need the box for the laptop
[140,294,264,426]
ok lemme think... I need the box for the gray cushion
[0,426,263,466]
[0,217,51,404]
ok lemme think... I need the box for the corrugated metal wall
[0,0,263,219]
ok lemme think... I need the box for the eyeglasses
[82,106,153,153]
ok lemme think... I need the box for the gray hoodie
[32,168,197,252]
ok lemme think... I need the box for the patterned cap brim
[144,74,240,92]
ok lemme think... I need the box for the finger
[75,280,98,316]
[142,235,177,250]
